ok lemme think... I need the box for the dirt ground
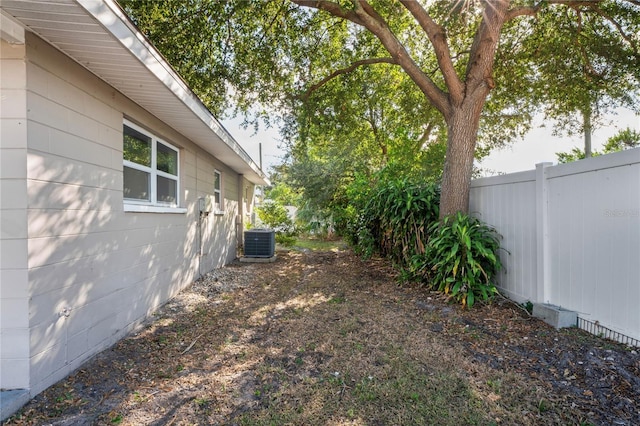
[4,247,639,425]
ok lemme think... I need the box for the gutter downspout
[237,174,245,254]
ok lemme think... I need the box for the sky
[479,108,639,175]
[221,117,284,173]
[223,107,640,178]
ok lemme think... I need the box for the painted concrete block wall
[0,38,30,390]
[25,32,138,394]
[14,33,244,396]
[470,171,538,303]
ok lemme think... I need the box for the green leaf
[467,291,475,308]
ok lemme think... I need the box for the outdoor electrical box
[244,229,276,258]
[198,196,213,214]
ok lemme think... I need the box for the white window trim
[124,204,187,214]
[123,119,183,212]
[214,169,224,215]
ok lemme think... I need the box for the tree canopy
[525,2,640,155]
[121,0,640,218]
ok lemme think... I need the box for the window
[213,169,223,213]
[123,120,180,210]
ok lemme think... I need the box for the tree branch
[505,0,609,21]
[257,1,289,47]
[290,0,365,25]
[592,4,639,55]
[505,5,541,20]
[465,1,510,100]
[364,103,388,162]
[418,122,435,146]
[546,0,602,7]
[296,58,397,101]
[290,0,451,116]
[399,0,464,105]
[573,10,601,79]
[298,57,397,100]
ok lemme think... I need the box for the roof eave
[79,0,269,186]
[0,0,269,186]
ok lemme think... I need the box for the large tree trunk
[292,0,506,218]
[439,101,484,218]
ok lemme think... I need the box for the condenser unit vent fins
[244,229,276,258]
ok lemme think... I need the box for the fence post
[535,162,553,303]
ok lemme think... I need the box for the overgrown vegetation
[340,172,502,308]
[408,213,503,308]
[255,200,297,246]
[347,176,440,263]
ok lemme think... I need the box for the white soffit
[0,0,268,185]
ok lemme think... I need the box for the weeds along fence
[469,147,640,345]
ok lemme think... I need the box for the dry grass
[6,247,638,425]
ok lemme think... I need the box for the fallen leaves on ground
[5,248,639,425]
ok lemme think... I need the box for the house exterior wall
[243,177,256,225]
[470,149,640,343]
[235,176,257,247]
[0,37,31,390]
[0,32,247,395]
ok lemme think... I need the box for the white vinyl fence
[470,148,640,345]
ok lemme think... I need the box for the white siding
[470,149,640,342]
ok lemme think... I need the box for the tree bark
[439,100,485,218]
[436,1,508,217]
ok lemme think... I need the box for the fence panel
[470,148,640,343]
[547,152,640,341]
[469,171,538,303]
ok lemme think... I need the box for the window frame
[123,119,185,213]
[213,169,224,215]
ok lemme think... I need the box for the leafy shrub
[275,232,297,247]
[414,213,503,307]
[295,200,335,238]
[256,201,291,229]
[352,177,440,265]
[341,169,504,309]
[256,201,298,247]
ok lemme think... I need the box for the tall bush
[352,177,440,266]
[342,169,504,309]
[408,212,503,307]
[255,201,298,246]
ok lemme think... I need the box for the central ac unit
[244,229,275,258]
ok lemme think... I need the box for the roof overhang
[0,0,269,186]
